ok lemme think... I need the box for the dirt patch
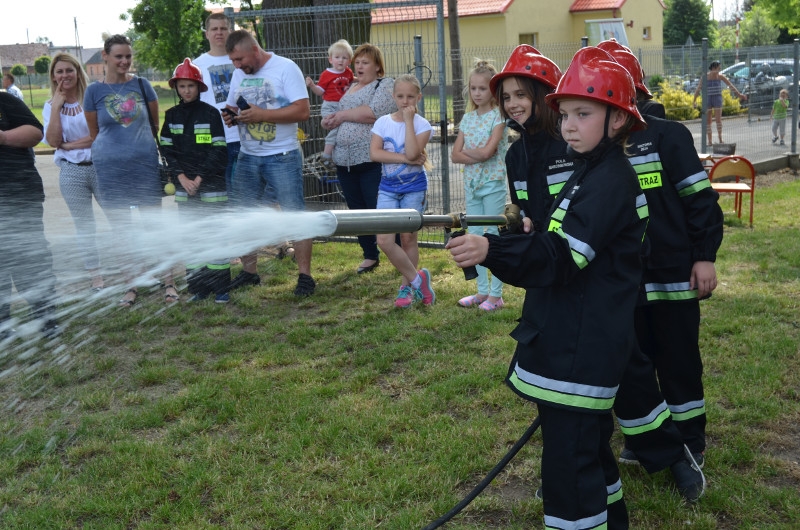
[756,167,799,188]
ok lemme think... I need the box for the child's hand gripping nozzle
[444,203,521,280]
[445,213,479,281]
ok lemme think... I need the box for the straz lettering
[638,172,662,189]
[195,133,212,144]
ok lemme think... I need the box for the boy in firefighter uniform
[159,58,230,303]
[448,47,648,529]
[598,40,723,486]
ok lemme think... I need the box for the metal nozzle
[322,204,523,237]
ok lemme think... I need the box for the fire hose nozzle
[322,204,523,237]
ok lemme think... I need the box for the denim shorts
[232,149,304,211]
[376,189,427,214]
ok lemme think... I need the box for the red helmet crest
[489,44,563,95]
[545,47,646,130]
[169,58,208,92]
[597,39,651,98]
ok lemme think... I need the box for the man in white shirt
[194,13,240,193]
[222,30,315,297]
[3,73,25,102]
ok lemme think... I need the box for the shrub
[721,90,746,116]
[655,81,699,121]
[648,74,664,89]
[10,63,26,76]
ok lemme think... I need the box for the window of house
[643,26,652,40]
[519,33,538,46]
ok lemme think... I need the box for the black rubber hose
[421,415,542,530]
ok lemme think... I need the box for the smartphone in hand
[236,95,251,110]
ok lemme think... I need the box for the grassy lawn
[0,174,799,528]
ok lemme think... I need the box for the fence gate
[225,1,454,246]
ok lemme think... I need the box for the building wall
[371,0,664,71]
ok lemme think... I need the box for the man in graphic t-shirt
[222,30,315,297]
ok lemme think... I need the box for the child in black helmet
[447,46,648,529]
[159,58,230,303]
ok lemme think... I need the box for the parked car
[742,60,796,111]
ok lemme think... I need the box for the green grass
[1,178,800,528]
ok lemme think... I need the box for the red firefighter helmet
[596,39,652,98]
[545,47,646,130]
[169,58,208,92]
[489,44,563,94]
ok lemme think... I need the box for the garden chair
[707,155,756,227]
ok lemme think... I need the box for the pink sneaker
[394,285,419,308]
[417,269,435,305]
[478,298,504,312]
[458,294,487,307]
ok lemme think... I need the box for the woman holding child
[321,43,397,274]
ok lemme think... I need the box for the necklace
[104,74,132,105]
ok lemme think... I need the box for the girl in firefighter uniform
[448,47,648,529]
[488,45,574,236]
[159,58,230,302]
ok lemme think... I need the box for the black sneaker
[228,271,261,291]
[618,447,640,465]
[41,319,61,339]
[670,446,706,503]
[294,273,316,296]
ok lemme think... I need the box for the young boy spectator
[159,59,230,303]
[770,88,789,146]
[305,39,354,168]
[194,12,240,193]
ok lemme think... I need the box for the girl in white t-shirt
[369,74,434,309]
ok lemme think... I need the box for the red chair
[707,155,756,227]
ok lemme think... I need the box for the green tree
[34,56,51,75]
[740,5,780,46]
[124,0,208,72]
[758,0,800,36]
[10,64,26,76]
[663,0,717,46]
[717,25,737,49]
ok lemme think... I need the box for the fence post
[700,38,708,154]
[792,39,798,154]
[436,0,450,214]
[414,35,426,117]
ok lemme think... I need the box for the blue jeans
[233,149,304,211]
[377,189,427,213]
[336,162,381,261]
[225,141,241,195]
